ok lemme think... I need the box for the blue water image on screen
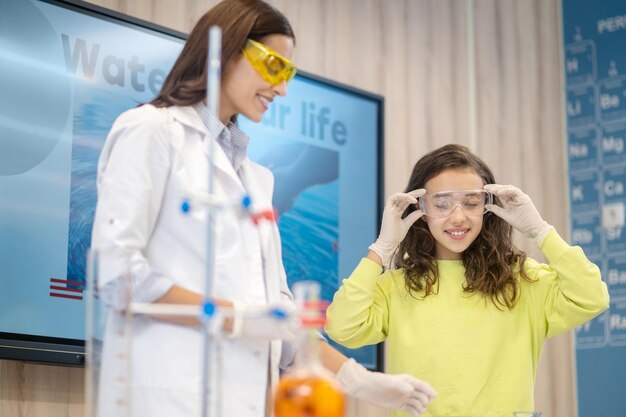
[280,183,339,304]
[254,142,339,301]
[66,86,138,285]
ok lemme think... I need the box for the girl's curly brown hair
[395,144,532,309]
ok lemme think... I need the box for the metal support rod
[202,25,222,417]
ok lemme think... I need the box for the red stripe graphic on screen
[49,277,85,300]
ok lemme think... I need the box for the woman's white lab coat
[91,104,292,417]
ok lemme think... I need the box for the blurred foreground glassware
[273,281,345,417]
[85,248,134,417]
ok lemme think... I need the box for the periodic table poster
[562,1,626,416]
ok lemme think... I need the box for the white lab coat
[91,104,293,417]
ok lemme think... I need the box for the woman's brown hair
[395,144,531,309]
[150,0,295,109]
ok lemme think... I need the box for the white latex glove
[368,189,426,267]
[336,359,436,417]
[230,301,298,341]
[484,184,552,245]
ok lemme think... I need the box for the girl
[91,1,435,416]
[325,144,609,417]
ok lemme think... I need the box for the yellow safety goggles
[242,39,297,86]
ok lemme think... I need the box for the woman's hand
[368,189,425,267]
[484,184,552,244]
[231,301,298,341]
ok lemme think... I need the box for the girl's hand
[484,184,552,244]
[368,189,425,267]
[336,358,436,417]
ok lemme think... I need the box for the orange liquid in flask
[274,373,344,417]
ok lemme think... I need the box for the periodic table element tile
[599,122,626,167]
[567,83,597,128]
[602,165,626,204]
[571,212,603,257]
[602,202,625,229]
[576,310,608,349]
[603,202,626,254]
[609,298,626,347]
[599,76,626,123]
[569,126,599,171]
[570,169,602,213]
[607,255,626,298]
[565,41,596,86]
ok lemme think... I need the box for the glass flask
[274,281,345,417]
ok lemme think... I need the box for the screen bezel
[0,0,385,370]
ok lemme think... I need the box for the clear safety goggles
[419,189,492,218]
[242,39,297,86]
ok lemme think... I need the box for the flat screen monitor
[0,0,383,370]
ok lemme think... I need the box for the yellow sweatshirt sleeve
[325,258,390,348]
[529,228,610,338]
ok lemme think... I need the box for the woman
[325,144,609,417]
[91,1,435,416]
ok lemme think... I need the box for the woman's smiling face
[220,34,295,124]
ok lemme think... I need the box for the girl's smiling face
[422,168,486,260]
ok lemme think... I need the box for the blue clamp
[269,307,288,320]
[202,300,216,317]
[241,195,252,211]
